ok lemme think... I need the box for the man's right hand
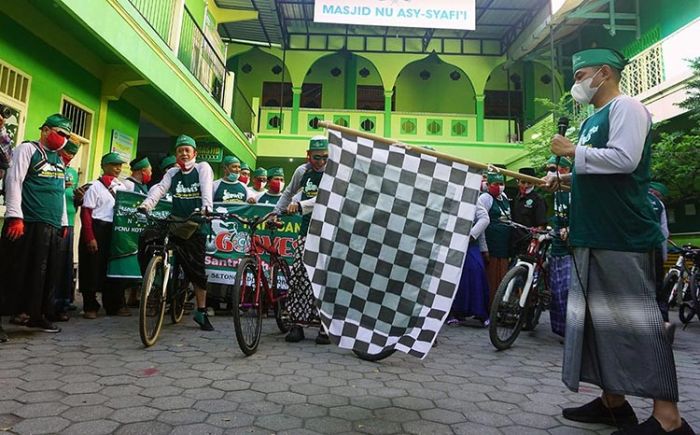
[5,218,25,241]
[87,239,98,253]
[287,202,300,214]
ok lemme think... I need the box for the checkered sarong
[548,255,571,337]
[303,130,481,358]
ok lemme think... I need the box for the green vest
[214,180,247,203]
[64,167,78,227]
[22,144,65,228]
[168,169,202,219]
[570,101,662,252]
[647,193,663,222]
[550,191,570,257]
[300,169,323,235]
[258,193,281,205]
[484,195,511,258]
[128,177,149,194]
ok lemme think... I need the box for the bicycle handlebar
[225,211,280,229]
[504,220,556,237]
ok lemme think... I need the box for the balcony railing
[127,0,227,108]
[620,42,664,97]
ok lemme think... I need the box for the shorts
[139,228,207,290]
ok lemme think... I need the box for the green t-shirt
[64,167,79,227]
[300,169,323,235]
[569,100,663,252]
[213,180,248,203]
[22,144,65,228]
[483,194,512,259]
[169,168,203,219]
[549,191,570,257]
[258,193,281,205]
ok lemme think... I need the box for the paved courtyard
[1,312,699,435]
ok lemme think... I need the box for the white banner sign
[314,0,476,31]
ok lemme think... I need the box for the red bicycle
[228,211,292,355]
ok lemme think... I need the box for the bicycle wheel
[232,257,263,356]
[139,255,167,347]
[523,280,545,331]
[663,273,679,307]
[679,302,696,325]
[489,265,528,350]
[169,265,189,324]
[270,257,292,333]
[353,348,396,362]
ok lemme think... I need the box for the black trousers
[0,221,60,319]
[79,219,124,313]
[55,226,75,311]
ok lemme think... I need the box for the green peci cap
[486,172,505,184]
[160,155,177,171]
[175,134,196,149]
[572,48,628,73]
[63,140,80,155]
[42,114,73,133]
[267,167,284,178]
[101,152,126,166]
[130,156,151,171]
[309,135,329,151]
[222,155,240,166]
[240,161,250,171]
[253,167,267,178]
[649,181,669,197]
[547,155,572,168]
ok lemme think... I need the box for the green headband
[101,152,126,166]
[223,155,240,166]
[486,172,505,184]
[267,167,284,178]
[240,162,250,171]
[63,140,80,155]
[131,157,151,171]
[175,134,196,149]
[253,168,267,178]
[572,48,628,72]
[42,114,73,133]
[309,135,329,151]
[547,155,572,168]
[160,155,177,170]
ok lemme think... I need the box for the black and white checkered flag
[303,129,482,359]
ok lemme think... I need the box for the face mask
[488,184,504,197]
[254,180,266,190]
[226,172,239,182]
[547,170,557,178]
[141,172,152,184]
[519,185,534,196]
[238,175,249,185]
[46,130,67,151]
[178,158,195,171]
[268,180,284,194]
[571,69,604,105]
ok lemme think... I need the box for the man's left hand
[247,197,257,204]
[551,134,576,158]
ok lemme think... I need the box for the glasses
[311,155,329,161]
[53,129,70,139]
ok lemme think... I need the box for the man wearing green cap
[477,171,511,305]
[545,156,573,338]
[648,182,672,326]
[140,134,216,331]
[239,161,251,186]
[257,167,285,205]
[79,152,130,319]
[247,167,268,202]
[213,155,248,203]
[274,135,330,344]
[546,48,691,434]
[0,114,72,335]
[123,156,152,194]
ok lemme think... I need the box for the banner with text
[314,0,476,31]
[205,203,301,285]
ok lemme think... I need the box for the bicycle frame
[503,231,551,309]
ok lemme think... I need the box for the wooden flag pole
[316,120,548,186]
[69,132,90,146]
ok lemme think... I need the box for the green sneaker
[193,310,214,331]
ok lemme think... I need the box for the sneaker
[446,317,459,326]
[115,307,132,317]
[611,417,695,435]
[562,398,638,427]
[285,325,305,342]
[0,325,8,343]
[83,310,98,320]
[26,318,61,333]
[193,310,214,331]
[315,331,330,345]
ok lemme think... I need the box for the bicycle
[228,211,292,356]
[137,210,208,347]
[489,221,555,350]
[675,245,700,326]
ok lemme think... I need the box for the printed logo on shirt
[525,199,534,208]
[578,125,599,146]
[174,180,201,199]
[37,161,65,179]
[222,189,246,203]
[304,178,319,198]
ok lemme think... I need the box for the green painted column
[475,94,485,142]
[344,55,358,109]
[384,89,393,137]
[523,61,536,128]
[291,86,302,134]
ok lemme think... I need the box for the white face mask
[498,185,505,195]
[179,158,196,172]
[571,68,604,105]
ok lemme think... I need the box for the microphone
[556,117,570,166]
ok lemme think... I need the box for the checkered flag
[303,129,482,359]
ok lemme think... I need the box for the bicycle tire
[691,271,700,310]
[270,256,292,333]
[169,265,188,324]
[679,302,696,325]
[139,255,167,347]
[353,348,396,362]
[663,273,679,307]
[523,280,544,331]
[232,257,263,356]
[489,265,528,350]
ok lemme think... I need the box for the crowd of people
[0,46,694,434]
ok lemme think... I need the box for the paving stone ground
[1,309,699,435]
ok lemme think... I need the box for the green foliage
[523,95,588,175]
[651,57,700,203]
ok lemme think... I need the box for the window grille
[61,100,92,139]
[620,43,664,97]
[0,61,30,105]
